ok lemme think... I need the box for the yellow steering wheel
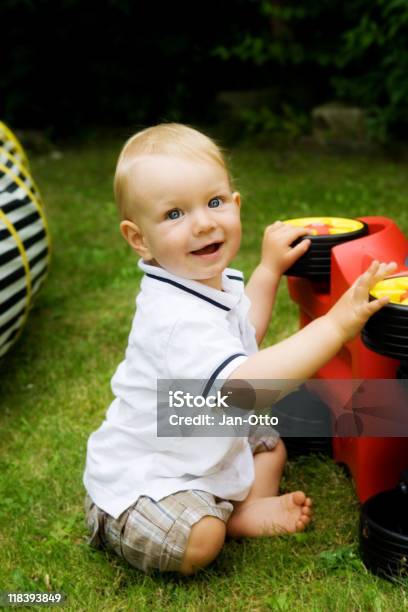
[370,276,408,306]
[283,216,365,236]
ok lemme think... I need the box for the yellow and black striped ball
[0,122,51,357]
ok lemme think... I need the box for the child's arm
[245,221,311,344]
[233,260,397,397]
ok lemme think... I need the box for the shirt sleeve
[165,313,248,384]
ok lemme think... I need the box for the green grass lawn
[1,134,408,611]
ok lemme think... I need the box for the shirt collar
[138,259,244,312]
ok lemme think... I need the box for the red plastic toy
[287,216,408,502]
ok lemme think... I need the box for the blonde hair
[114,123,231,220]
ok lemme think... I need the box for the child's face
[120,154,241,290]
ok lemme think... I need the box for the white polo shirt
[83,260,259,519]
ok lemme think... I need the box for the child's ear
[232,191,241,208]
[120,220,152,259]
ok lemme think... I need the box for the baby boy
[83,123,396,575]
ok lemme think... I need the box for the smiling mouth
[191,242,223,256]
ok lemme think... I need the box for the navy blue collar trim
[146,273,231,311]
[226,274,244,282]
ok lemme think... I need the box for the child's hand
[326,260,398,343]
[260,221,311,276]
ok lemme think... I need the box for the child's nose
[192,209,216,234]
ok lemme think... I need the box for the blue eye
[208,197,222,208]
[167,208,183,220]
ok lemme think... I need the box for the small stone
[312,102,367,146]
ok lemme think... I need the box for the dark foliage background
[1,0,260,136]
[1,0,407,141]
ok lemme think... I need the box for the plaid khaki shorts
[84,433,279,573]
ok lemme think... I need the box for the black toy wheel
[360,484,408,580]
[362,276,408,360]
[283,217,369,280]
[271,386,332,458]
[397,360,408,379]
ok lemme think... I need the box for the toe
[292,491,306,506]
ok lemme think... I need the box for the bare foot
[227,491,312,538]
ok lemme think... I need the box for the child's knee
[179,516,226,575]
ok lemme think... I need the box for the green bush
[237,105,310,142]
[2,0,407,141]
[213,0,408,142]
[334,0,408,141]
